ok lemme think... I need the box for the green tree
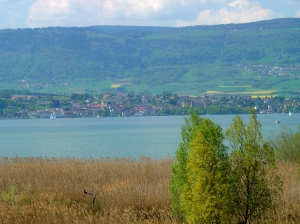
[0,99,8,110]
[170,110,231,222]
[180,119,232,224]
[225,109,282,224]
[169,110,200,219]
[49,99,60,108]
[269,126,300,161]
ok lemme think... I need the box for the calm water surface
[0,114,299,158]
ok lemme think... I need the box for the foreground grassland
[0,157,300,223]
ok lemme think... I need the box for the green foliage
[195,105,249,115]
[155,107,186,116]
[225,109,282,224]
[269,127,300,161]
[170,110,231,222]
[0,99,8,110]
[49,99,61,108]
[0,18,300,93]
[180,120,231,224]
[2,183,33,204]
[21,183,32,196]
[2,186,18,202]
[169,110,201,219]
[171,109,284,223]
[0,89,33,100]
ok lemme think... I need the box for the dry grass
[1,158,300,224]
[0,157,176,224]
[264,162,300,224]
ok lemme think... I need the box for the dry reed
[264,161,300,224]
[1,157,300,223]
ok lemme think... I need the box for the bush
[2,183,32,203]
[269,126,300,161]
[170,109,282,224]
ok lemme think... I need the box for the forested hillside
[0,18,300,96]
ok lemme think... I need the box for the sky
[0,0,300,29]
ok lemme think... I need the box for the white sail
[50,113,54,120]
[289,111,291,116]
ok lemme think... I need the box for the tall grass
[0,157,176,224]
[1,157,300,223]
[265,162,300,224]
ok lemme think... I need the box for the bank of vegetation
[1,111,300,223]
[1,18,300,95]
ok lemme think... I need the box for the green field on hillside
[13,71,299,97]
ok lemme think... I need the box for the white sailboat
[289,111,291,116]
[50,113,54,120]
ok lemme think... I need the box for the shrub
[2,183,33,203]
[269,126,300,162]
[2,186,18,202]
[225,109,282,224]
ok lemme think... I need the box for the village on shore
[1,90,299,119]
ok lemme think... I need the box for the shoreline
[0,111,297,120]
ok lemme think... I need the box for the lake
[0,113,299,158]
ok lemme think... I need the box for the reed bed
[0,157,300,223]
[264,162,300,224]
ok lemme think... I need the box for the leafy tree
[170,110,231,222]
[269,126,300,161]
[169,110,200,219]
[180,119,232,224]
[49,99,60,108]
[0,99,8,110]
[70,93,80,100]
[225,109,282,224]
[0,90,12,99]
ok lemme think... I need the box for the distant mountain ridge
[89,18,300,35]
[0,18,300,96]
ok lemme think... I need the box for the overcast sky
[0,0,300,29]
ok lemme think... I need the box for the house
[191,98,205,107]
[53,108,65,118]
[37,110,52,118]
[64,111,76,117]
[27,111,38,118]
[72,103,82,111]
[88,103,107,112]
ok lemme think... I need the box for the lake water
[0,114,299,158]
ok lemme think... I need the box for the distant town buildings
[1,89,299,119]
[16,93,298,119]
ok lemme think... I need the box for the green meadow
[4,61,300,97]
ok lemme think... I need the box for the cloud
[24,0,289,28]
[26,0,73,27]
[26,0,173,27]
[176,0,281,26]
[296,9,300,17]
[26,0,212,27]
